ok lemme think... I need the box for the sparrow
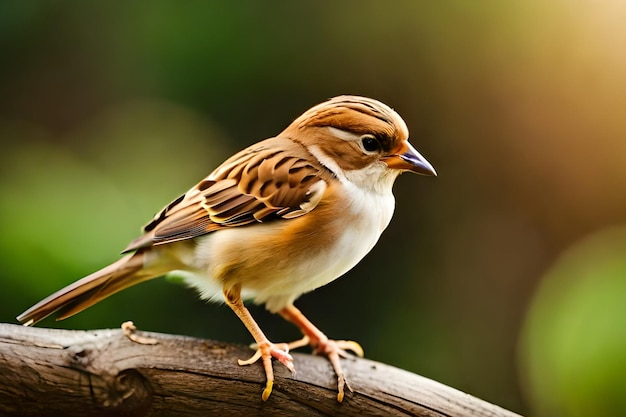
[17,95,436,402]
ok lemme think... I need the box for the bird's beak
[383,141,437,176]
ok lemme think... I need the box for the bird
[17,95,436,402]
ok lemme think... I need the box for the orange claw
[262,380,273,401]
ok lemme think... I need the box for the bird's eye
[360,135,380,153]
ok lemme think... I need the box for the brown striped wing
[123,137,329,252]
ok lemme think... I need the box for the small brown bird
[17,95,436,401]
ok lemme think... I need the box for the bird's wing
[123,137,329,252]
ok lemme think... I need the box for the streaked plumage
[17,95,436,402]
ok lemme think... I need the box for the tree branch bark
[0,323,521,417]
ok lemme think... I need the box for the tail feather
[17,250,164,326]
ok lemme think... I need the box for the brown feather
[126,137,332,249]
[16,251,166,325]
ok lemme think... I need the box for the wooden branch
[0,323,521,417]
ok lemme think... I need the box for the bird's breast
[187,182,396,311]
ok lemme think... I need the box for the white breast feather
[178,143,398,312]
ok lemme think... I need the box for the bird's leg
[223,285,294,401]
[279,304,364,402]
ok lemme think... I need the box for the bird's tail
[17,250,166,326]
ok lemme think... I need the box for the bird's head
[281,95,436,191]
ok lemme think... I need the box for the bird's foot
[287,334,363,402]
[239,341,295,401]
[310,336,363,402]
[279,305,364,402]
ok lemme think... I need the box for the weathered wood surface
[0,323,521,416]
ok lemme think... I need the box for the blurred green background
[2,2,626,415]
